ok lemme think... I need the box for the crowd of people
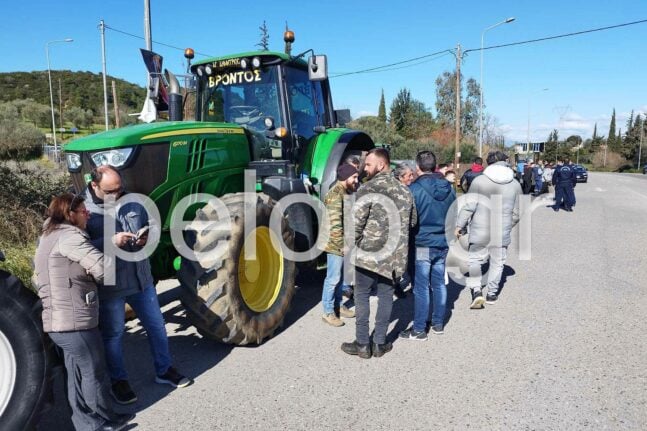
[319,148,523,358]
[34,166,192,431]
[31,146,574,428]
[514,158,578,211]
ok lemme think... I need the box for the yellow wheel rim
[238,226,284,312]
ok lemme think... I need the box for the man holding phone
[84,165,192,406]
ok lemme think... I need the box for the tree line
[539,108,645,170]
[349,71,499,163]
[0,71,146,160]
[0,71,145,113]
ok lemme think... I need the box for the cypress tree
[378,89,387,124]
[607,108,617,150]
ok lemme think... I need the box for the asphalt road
[39,172,647,431]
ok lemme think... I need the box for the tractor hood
[64,121,245,152]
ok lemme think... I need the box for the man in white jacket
[455,151,522,308]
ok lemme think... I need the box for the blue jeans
[322,253,344,314]
[99,285,172,380]
[413,247,448,331]
[534,179,543,194]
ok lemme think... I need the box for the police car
[573,164,588,183]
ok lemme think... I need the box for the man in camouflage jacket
[320,163,359,327]
[341,148,417,359]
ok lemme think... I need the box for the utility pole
[454,44,461,170]
[144,0,152,51]
[576,144,580,165]
[99,20,109,130]
[112,80,121,128]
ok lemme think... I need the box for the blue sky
[1,0,646,143]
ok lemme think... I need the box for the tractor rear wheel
[0,272,53,431]
[179,193,296,345]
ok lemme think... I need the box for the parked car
[643,164,646,174]
[573,164,588,183]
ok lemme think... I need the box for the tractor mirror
[334,109,351,127]
[308,55,328,81]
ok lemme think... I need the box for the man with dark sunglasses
[83,165,192,406]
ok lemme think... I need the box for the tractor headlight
[90,148,133,168]
[66,153,82,171]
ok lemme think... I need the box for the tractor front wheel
[179,193,296,345]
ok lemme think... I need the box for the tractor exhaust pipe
[165,69,183,121]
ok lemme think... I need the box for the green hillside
[0,70,146,114]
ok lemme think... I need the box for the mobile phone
[135,226,149,240]
[85,291,97,305]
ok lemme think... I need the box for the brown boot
[322,313,344,327]
[341,340,372,359]
[338,305,355,318]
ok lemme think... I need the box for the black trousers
[354,267,394,345]
[48,328,119,431]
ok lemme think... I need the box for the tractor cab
[191,51,336,174]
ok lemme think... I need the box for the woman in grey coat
[34,193,133,431]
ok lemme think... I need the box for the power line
[331,17,647,78]
[330,49,455,78]
[104,24,213,57]
[358,51,454,74]
[464,18,647,54]
[103,17,647,78]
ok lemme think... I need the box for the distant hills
[0,70,146,114]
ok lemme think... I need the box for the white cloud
[502,110,616,143]
[501,104,647,143]
[353,110,376,118]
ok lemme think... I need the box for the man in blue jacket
[552,159,576,211]
[400,151,456,339]
[84,165,192,405]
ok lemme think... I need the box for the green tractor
[0,32,375,431]
[63,35,374,345]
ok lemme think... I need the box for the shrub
[0,119,45,160]
[591,149,627,171]
[0,241,36,290]
[0,161,70,286]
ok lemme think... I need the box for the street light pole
[99,20,110,130]
[46,38,73,160]
[479,17,515,157]
[527,88,549,154]
[638,120,644,170]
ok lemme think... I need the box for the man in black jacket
[460,157,484,193]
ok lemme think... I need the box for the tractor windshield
[199,67,283,135]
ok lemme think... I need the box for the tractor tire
[179,193,296,345]
[0,272,53,431]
